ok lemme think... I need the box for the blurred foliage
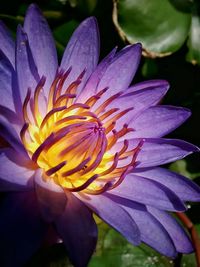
[0,0,200,266]
[27,221,200,267]
[113,0,191,57]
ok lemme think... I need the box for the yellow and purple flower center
[20,69,143,194]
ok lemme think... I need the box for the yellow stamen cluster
[20,69,142,194]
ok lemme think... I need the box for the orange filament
[20,69,143,195]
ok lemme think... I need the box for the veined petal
[55,193,97,267]
[106,194,177,258]
[0,106,21,127]
[77,47,117,102]
[60,17,100,95]
[129,79,169,91]
[148,207,193,254]
[0,152,34,191]
[98,44,141,93]
[136,138,199,168]
[77,193,141,245]
[128,105,191,138]
[0,192,47,267]
[111,138,199,168]
[24,4,58,96]
[16,25,39,102]
[135,167,200,202]
[0,21,15,66]
[109,173,186,211]
[0,51,15,111]
[34,169,67,222]
[105,83,169,131]
[93,44,141,108]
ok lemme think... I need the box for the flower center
[20,68,143,194]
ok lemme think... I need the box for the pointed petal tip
[126,42,142,53]
[132,42,142,53]
[81,16,99,30]
[181,107,192,120]
[126,43,142,62]
[16,24,28,40]
[161,79,170,90]
[190,143,200,152]
[180,243,194,254]
[25,3,42,19]
[27,3,40,12]
[172,138,199,155]
[135,42,142,49]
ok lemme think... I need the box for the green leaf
[186,4,200,65]
[169,160,193,178]
[0,14,24,23]
[53,20,79,46]
[43,10,64,20]
[68,0,97,14]
[169,159,200,180]
[89,222,173,267]
[142,58,158,78]
[181,253,196,267]
[113,0,191,57]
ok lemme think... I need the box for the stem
[176,212,200,267]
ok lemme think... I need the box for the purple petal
[0,21,15,66]
[0,116,28,157]
[55,192,97,267]
[111,138,199,168]
[34,169,67,222]
[0,152,34,191]
[24,4,58,96]
[135,167,200,202]
[128,105,191,138]
[97,44,141,93]
[77,47,117,102]
[129,79,169,91]
[148,206,193,254]
[104,83,169,131]
[16,25,39,102]
[106,194,177,258]
[0,106,22,127]
[60,17,100,95]
[136,138,199,167]
[110,173,186,211]
[0,51,15,111]
[91,44,142,109]
[0,192,47,267]
[77,193,141,245]
[110,81,168,111]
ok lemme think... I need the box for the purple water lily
[0,3,200,267]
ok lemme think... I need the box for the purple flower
[0,3,200,267]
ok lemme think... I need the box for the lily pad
[187,5,200,65]
[113,0,191,57]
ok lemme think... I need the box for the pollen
[20,68,143,194]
